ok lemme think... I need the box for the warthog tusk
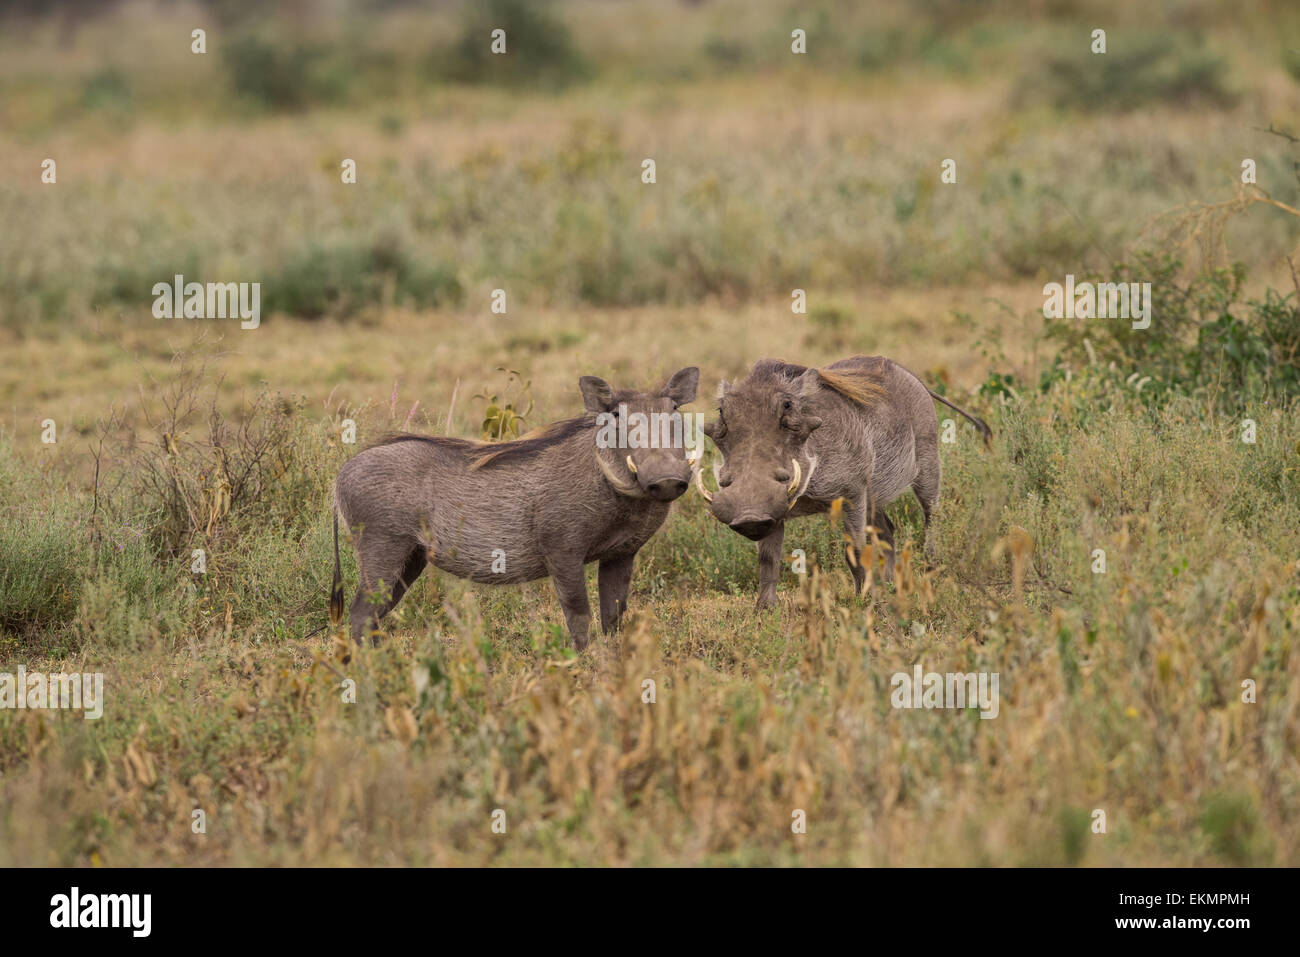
[692,465,713,502]
[626,455,638,474]
[597,451,643,496]
[788,456,818,507]
[787,458,801,497]
[686,445,701,466]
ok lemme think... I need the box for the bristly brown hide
[811,366,885,407]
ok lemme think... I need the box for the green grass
[4,1,1300,326]
[1,0,1299,867]
[1,368,1297,864]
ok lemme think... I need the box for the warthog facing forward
[695,356,990,607]
[331,368,700,649]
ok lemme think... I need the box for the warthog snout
[729,515,776,541]
[699,376,821,539]
[607,392,699,502]
[704,461,789,534]
[645,475,689,501]
[622,442,693,501]
[710,477,786,538]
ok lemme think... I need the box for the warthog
[330,368,701,650]
[695,355,990,607]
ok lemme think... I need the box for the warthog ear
[795,367,821,397]
[661,367,699,406]
[579,376,615,413]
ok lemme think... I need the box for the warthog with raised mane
[695,356,989,607]
[331,368,700,649]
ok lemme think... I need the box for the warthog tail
[928,389,992,445]
[329,508,345,627]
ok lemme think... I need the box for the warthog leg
[598,554,636,635]
[868,508,896,583]
[911,436,941,569]
[351,542,428,644]
[756,522,786,610]
[841,495,870,597]
[545,555,592,650]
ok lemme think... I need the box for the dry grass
[3,366,1296,866]
[1,0,1298,867]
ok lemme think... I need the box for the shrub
[1039,255,1300,410]
[131,363,304,556]
[440,0,588,89]
[263,236,463,319]
[79,68,131,113]
[0,434,177,652]
[1199,791,1271,865]
[0,486,83,640]
[1018,36,1235,112]
[222,35,352,111]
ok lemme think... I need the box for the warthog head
[581,367,700,502]
[698,368,822,539]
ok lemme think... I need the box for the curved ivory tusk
[685,445,701,466]
[626,454,638,474]
[787,458,801,497]
[788,455,818,507]
[692,465,713,502]
[597,451,643,497]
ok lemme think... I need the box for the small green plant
[474,368,534,441]
[978,369,1021,402]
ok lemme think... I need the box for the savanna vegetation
[0,0,1297,866]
